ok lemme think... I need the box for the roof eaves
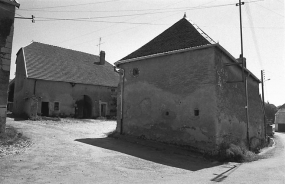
[26,77,118,88]
[22,47,28,78]
[0,0,20,7]
[215,44,261,83]
[115,43,214,66]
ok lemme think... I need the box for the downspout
[33,79,37,95]
[114,66,125,134]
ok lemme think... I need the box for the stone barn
[13,42,119,119]
[115,17,265,153]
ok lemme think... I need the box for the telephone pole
[261,70,266,138]
[236,0,250,149]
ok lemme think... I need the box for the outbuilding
[115,17,265,153]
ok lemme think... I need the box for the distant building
[275,105,285,132]
[13,42,119,118]
[115,17,265,153]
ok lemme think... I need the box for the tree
[264,102,277,124]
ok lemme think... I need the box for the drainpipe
[114,66,125,134]
[33,79,37,95]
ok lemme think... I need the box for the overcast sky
[10,0,285,106]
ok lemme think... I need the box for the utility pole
[261,70,267,140]
[236,0,250,149]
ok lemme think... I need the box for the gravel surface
[1,117,284,184]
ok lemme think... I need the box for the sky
[8,0,285,106]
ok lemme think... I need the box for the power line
[67,0,221,48]
[255,3,284,17]
[244,3,264,69]
[20,0,120,10]
[24,0,264,23]
[36,18,165,25]
[47,0,264,49]
[30,3,251,22]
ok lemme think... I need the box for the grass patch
[0,126,32,158]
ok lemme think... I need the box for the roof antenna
[183,12,187,19]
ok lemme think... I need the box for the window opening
[54,102,59,111]
[194,109,199,116]
[132,68,139,76]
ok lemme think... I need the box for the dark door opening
[101,104,107,117]
[75,95,92,119]
[41,102,49,116]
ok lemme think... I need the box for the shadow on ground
[211,164,241,182]
[75,137,221,171]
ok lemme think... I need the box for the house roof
[119,17,211,61]
[0,0,20,7]
[21,42,119,87]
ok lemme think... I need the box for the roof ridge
[120,17,212,61]
[27,41,100,58]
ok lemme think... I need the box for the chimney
[237,56,246,68]
[99,51,105,65]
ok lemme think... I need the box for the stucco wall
[14,78,116,118]
[13,50,28,115]
[0,1,17,135]
[117,47,219,151]
[214,48,265,149]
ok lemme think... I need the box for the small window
[194,109,199,116]
[111,88,116,92]
[54,102,60,111]
[132,68,139,76]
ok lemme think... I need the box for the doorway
[41,102,49,116]
[100,103,107,117]
[75,95,92,118]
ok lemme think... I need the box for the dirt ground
[1,118,284,184]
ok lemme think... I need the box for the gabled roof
[120,17,211,61]
[21,42,119,87]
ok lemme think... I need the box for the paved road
[0,118,284,184]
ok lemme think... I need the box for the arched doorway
[75,95,92,118]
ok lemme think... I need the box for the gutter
[114,66,125,135]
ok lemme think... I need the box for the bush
[219,143,259,162]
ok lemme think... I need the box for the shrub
[219,143,259,162]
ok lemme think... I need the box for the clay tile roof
[23,42,119,87]
[120,17,211,61]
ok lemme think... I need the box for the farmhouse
[13,42,119,118]
[115,17,265,152]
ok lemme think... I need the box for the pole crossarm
[236,2,245,6]
[15,15,35,23]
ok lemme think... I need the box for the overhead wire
[20,0,120,10]
[68,0,219,48]
[32,2,251,22]
[244,3,264,69]
[254,3,284,17]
